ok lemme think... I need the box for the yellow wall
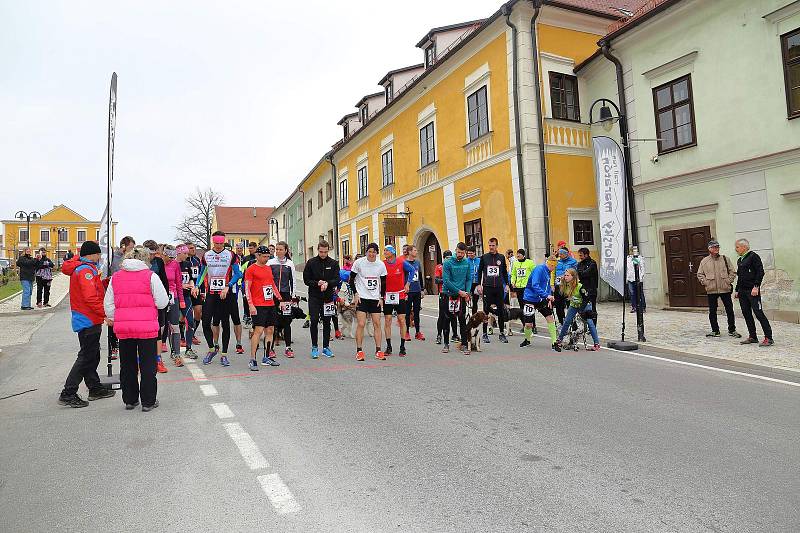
[545,153,596,243]
[452,162,518,249]
[537,24,601,62]
[2,205,110,259]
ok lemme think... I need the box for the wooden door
[664,225,711,307]
[422,233,442,295]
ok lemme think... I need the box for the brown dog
[465,310,489,354]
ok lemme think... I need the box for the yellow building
[1,204,115,263]
[330,1,626,292]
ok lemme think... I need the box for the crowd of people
[53,232,775,410]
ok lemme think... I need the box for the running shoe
[588,344,601,351]
[435,334,442,345]
[740,337,758,345]
[462,346,471,356]
[398,347,406,357]
[192,336,201,345]
[482,334,490,344]
[519,339,531,348]
[285,347,295,358]
[261,354,270,366]
[403,333,412,342]
[335,330,343,340]
[532,327,538,334]
[728,330,742,338]
[180,339,187,348]
[268,350,276,360]
[202,350,217,365]
[174,356,184,367]
[302,320,310,329]
[235,344,244,354]
[759,337,774,347]
[160,342,167,353]
[322,347,334,358]
[266,358,280,367]
[220,355,230,367]
[58,394,89,408]
[88,388,116,401]
[375,351,386,361]
[311,347,319,359]
[142,400,160,412]
[44,303,52,307]
[415,332,425,341]
[125,401,140,410]
[385,345,393,356]
[499,334,508,343]
[185,348,198,359]
[552,343,562,352]
[705,331,721,337]
[487,326,494,335]
[442,345,450,353]
[156,360,168,373]
[356,350,365,361]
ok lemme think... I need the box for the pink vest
[112,269,159,339]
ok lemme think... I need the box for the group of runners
[107,232,603,374]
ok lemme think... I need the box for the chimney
[252,207,257,217]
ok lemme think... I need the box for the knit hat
[176,245,189,254]
[443,250,453,258]
[256,245,269,254]
[707,239,720,248]
[384,245,396,256]
[80,241,102,257]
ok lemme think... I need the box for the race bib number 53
[366,278,379,291]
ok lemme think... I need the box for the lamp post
[589,98,646,346]
[268,217,279,245]
[15,210,42,253]
[51,226,66,268]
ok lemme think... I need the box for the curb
[0,290,22,304]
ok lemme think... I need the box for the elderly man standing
[733,239,773,347]
[16,248,38,310]
[697,240,741,338]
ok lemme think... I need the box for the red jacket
[62,257,105,332]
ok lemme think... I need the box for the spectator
[35,248,55,308]
[575,247,599,325]
[626,248,646,313]
[104,245,169,411]
[16,248,37,310]
[696,239,741,338]
[111,236,136,275]
[64,249,74,261]
[734,238,773,347]
[58,241,116,408]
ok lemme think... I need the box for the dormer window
[360,105,368,124]
[385,82,393,104]
[343,122,349,138]
[425,43,436,69]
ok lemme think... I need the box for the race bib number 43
[209,277,226,292]
[487,266,500,277]
[262,285,274,300]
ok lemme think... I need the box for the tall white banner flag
[102,72,117,278]
[99,205,110,277]
[592,136,626,296]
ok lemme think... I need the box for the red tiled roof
[548,0,646,18]
[605,0,675,36]
[214,206,274,234]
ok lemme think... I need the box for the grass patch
[0,280,22,300]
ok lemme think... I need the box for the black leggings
[308,297,332,348]
[482,287,505,334]
[406,292,422,333]
[446,305,467,345]
[203,293,231,352]
[437,294,459,340]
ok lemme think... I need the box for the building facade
[299,154,336,263]
[579,0,800,321]
[212,206,274,247]
[269,188,307,268]
[1,204,115,263]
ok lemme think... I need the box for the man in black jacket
[476,237,510,344]
[733,238,773,346]
[576,247,599,325]
[302,240,340,357]
[16,248,38,310]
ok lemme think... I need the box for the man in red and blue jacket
[58,241,116,407]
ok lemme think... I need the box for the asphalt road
[0,301,798,532]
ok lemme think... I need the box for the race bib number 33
[487,266,500,277]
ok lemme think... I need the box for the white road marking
[258,473,301,514]
[210,402,235,419]
[223,422,270,470]
[422,311,799,387]
[199,384,218,396]
[189,366,208,381]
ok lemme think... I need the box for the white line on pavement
[257,473,301,514]
[421,312,799,387]
[223,422,270,470]
[199,384,218,396]
[210,402,235,419]
[188,366,208,381]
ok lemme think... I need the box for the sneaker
[706,331,721,337]
[250,359,259,371]
[385,345,393,356]
[729,331,742,338]
[44,303,52,307]
[488,326,494,335]
[220,355,230,367]
[588,344,601,351]
[759,337,774,347]
[322,347,334,358]
[335,330,343,340]
[192,336,201,345]
[415,332,425,341]
[142,400,160,412]
[552,342,562,352]
[267,358,280,367]
[125,401,140,410]
[58,394,89,408]
[442,345,450,353]
[740,337,758,345]
[375,351,386,360]
[268,350,276,360]
[180,339,187,348]
[285,347,295,358]
[311,347,319,359]
[482,334,490,344]
[156,360,168,373]
[403,333,412,341]
[356,351,365,361]
[398,347,407,357]
[235,344,244,354]
[435,334,442,345]
[462,346,471,356]
[202,350,217,364]
[532,327,538,334]
[185,348,198,359]
[520,339,531,348]
[174,356,184,367]
[88,388,116,401]
[160,342,167,353]
[302,320,310,329]
[499,334,508,343]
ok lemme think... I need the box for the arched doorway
[419,232,442,295]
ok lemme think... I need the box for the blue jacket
[443,256,471,296]
[523,264,552,303]
[405,259,422,293]
[555,255,578,283]
[467,256,481,284]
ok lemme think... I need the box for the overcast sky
[1,0,494,243]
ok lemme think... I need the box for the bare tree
[175,187,225,249]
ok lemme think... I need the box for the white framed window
[567,208,599,252]
[381,149,394,188]
[467,86,489,141]
[77,229,87,242]
[341,237,350,258]
[419,122,436,167]
[540,53,585,121]
[40,229,50,242]
[19,228,29,243]
[358,231,369,255]
[339,177,349,208]
[58,229,68,242]
[357,166,368,200]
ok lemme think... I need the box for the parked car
[0,258,10,275]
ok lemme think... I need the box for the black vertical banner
[101,72,117,277]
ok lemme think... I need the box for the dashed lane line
[258,473,301,514]
[223,422,270,470]
[199,384,218,396]
[210,402,235,419]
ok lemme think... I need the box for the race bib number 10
[523,303,535,316]
[209,277,226,292]
[262,285,274,300]
[323,302,337,316]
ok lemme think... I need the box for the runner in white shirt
[349,242,387,361]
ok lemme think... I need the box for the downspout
[327,153,340,259]
[529,0,550,257]
[504,4,529,253]
[600,42,639,248]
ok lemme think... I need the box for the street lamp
[15,210,42,250]
[51,226,66,268]
[588,98,646,347]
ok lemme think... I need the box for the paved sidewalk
[420,295,800,372]
[0,274,69,348]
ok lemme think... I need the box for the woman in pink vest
[104,245,169,412]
